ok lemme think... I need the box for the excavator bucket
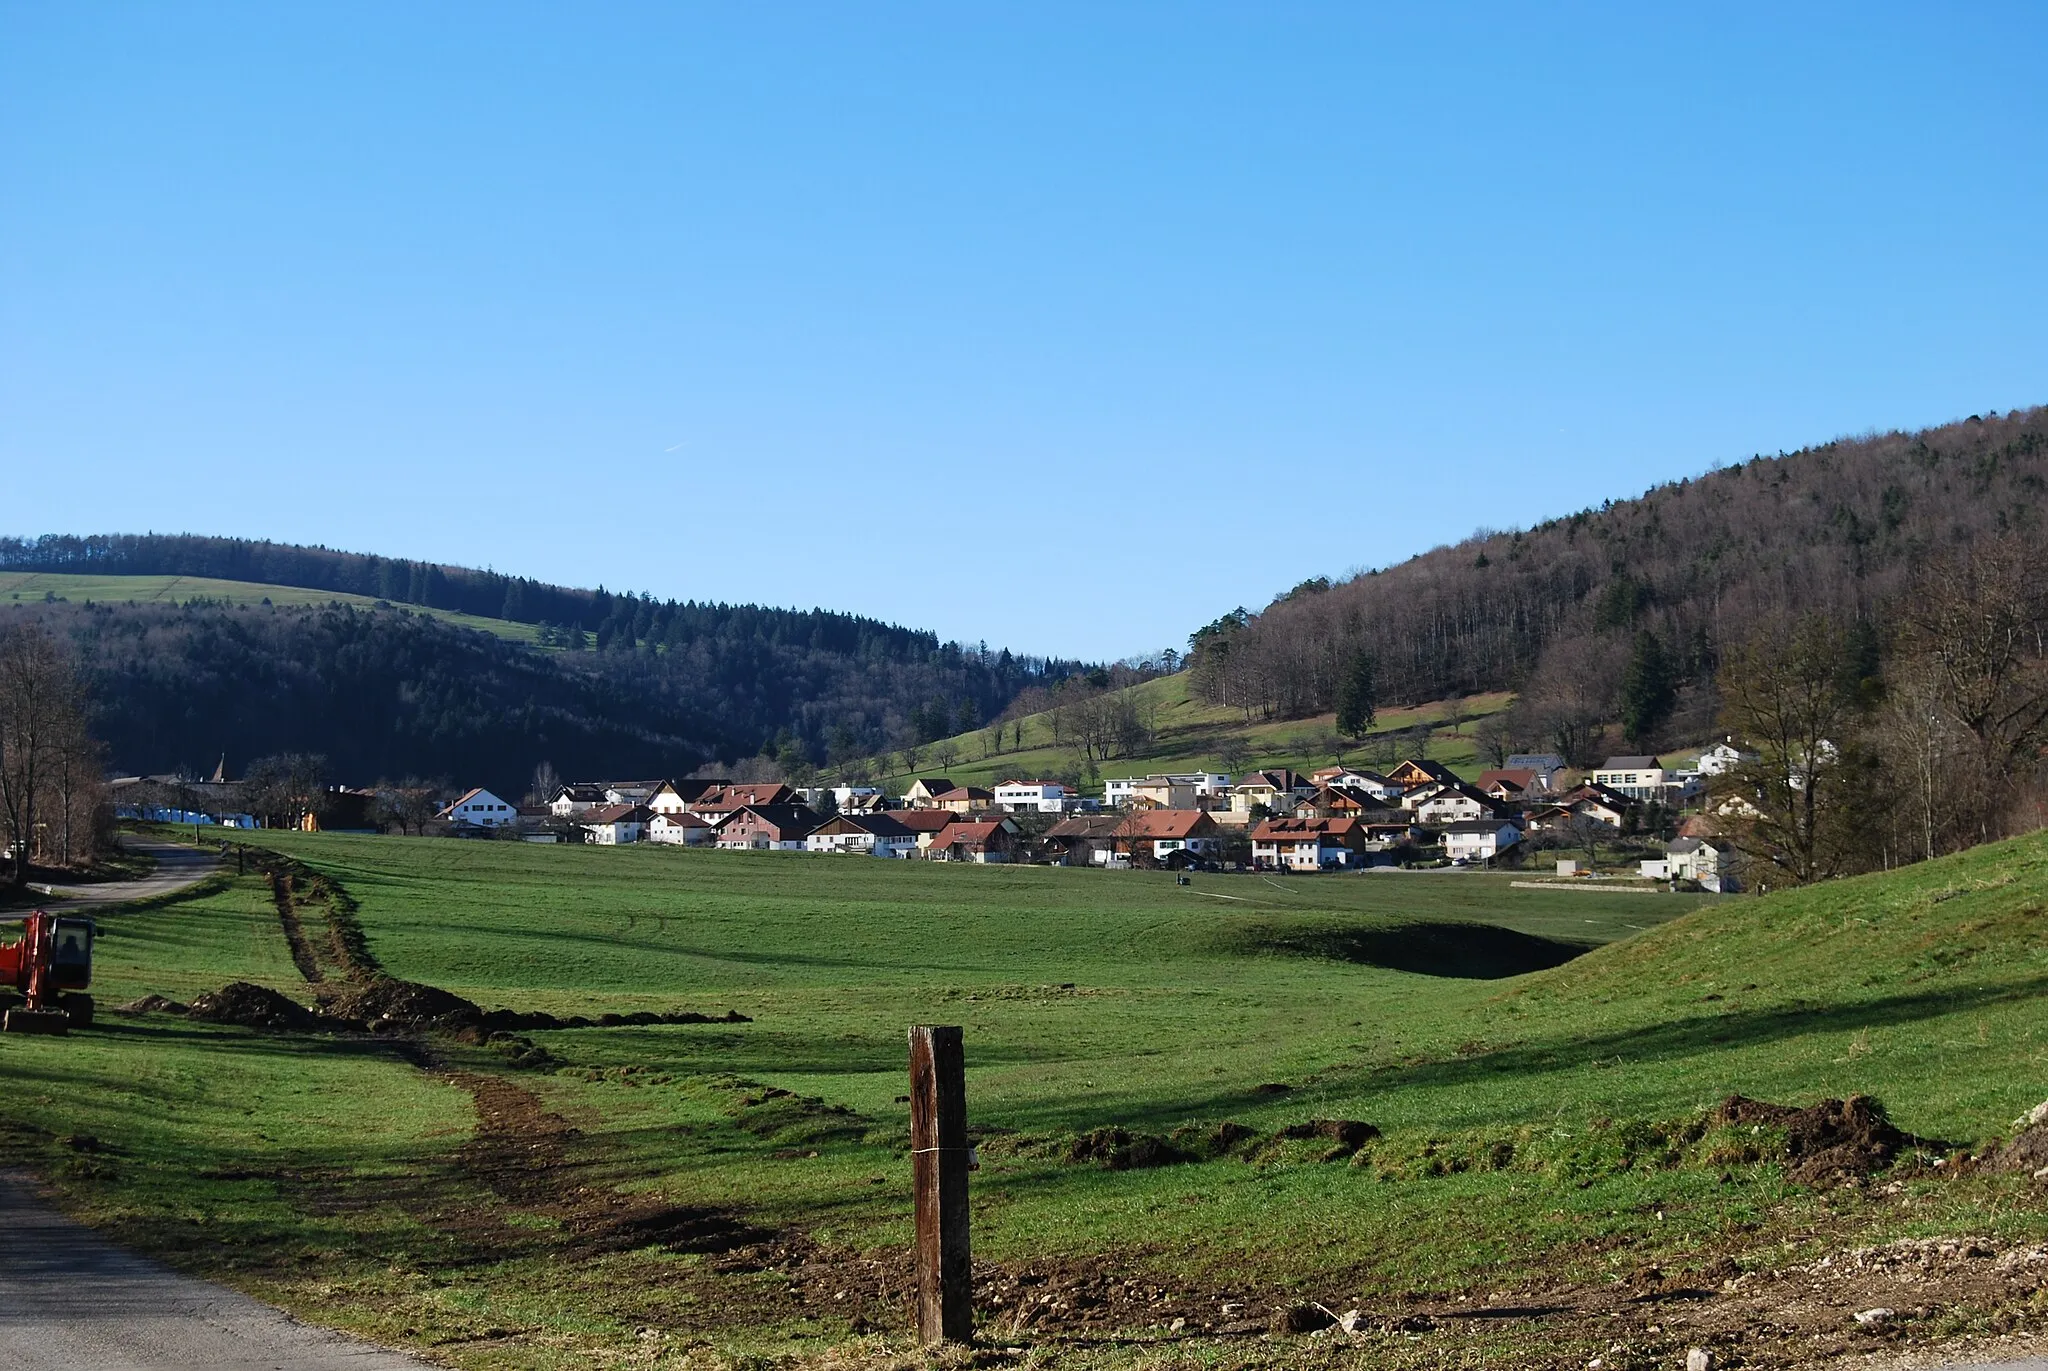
[2,1007,70,1035]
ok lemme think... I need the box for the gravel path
[0,1173,435,1370]
[12,840,218,917]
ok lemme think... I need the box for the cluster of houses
[429,743,1741,890]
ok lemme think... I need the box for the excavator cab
[48,917,94,991]
[0,911,96,1034]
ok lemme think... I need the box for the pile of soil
[320,977,750,1035]
[1714,1093,1917,1185]
[1992,1099,2048,1176]
[1278,1118,1382,1152]
[1068,1127,1189,1170]
[187,981,324,1032]
[116,994,188,1015]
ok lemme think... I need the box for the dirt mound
[188,982,323,1032]
[115,994,188,1015]
[1714,1094,1914,1184]
[1992,1100,2048,1176]
[1068,1127,1189,1169]
[323,977,478,1028]
[1278,1118,1382,1152]
[318,977,753,1035]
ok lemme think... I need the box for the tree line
[0,623,110,884]
[1186,408,2047,730]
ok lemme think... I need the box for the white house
[438,788,518,829]
[1411,783,1496,825]
[648,811,713,846]
[581,804,651,845]
[830,785,885,812]
[1666,836,1736,891]
[804,813,919,858]
[1695,740,1747,777]
[993,779,1069,814]
[550,784,606,817]
[1103,772,1231,809]
[1442,821,1520,863]
[1591,757,1669,799]
[1313,768,1403,802]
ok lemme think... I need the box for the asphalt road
[0,1174,435,1371]
[15,840,219,916]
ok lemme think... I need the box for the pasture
[5,830,2046,1368]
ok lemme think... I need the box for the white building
[1411,784,1495,825]
[1442,821,1520,863]
[804,813,919,858]
[580,804,651,845]
[648,812,713,846]
[1103,772,1230,808]
[1696,740,1747,777]
[994,779,1069,814]
[439,788,519,828]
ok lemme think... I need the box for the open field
[853,674,1708,792]
[0,571,545,645]
[4,830,2047,1368]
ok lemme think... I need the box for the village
[120,744,1749,891]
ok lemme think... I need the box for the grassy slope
[7,829,2045,1365]
[857,674,1713,792]
[0,570,544,645]
[859,674,1515,791]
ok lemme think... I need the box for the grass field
[5,829,2046,1367]
[0,571,545,644]
[852,673,1708,793]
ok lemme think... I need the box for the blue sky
[4,4,2044,661]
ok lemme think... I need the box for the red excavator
[0,911,96,1034]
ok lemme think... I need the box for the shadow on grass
[987,973,2048,1135]
[1227,919,1594,979]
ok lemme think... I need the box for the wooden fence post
[908,1024,971,1344]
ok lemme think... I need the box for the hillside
[855,672,1519,791]
[1,540,1092,787]
[1187,406,2048,729]
[2,570,544,644]
[855,669,1711,794]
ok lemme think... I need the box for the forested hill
[1187,406,2047,720]
[0,539,1089,790]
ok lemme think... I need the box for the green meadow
[0,570,544,644]
[5,829,2046,1366]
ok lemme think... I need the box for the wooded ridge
[1186,407,2047,722]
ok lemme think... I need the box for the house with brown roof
[1408,781,1499,825]
[649,779,729,815]
[580,803,653,845]
[1042,815,1123,866]
[1290,784,1384,819]
[1116,808,1223,866]
[805,812,918,858]
[924,820,1017,863]
[688,783,797,820]
[1475,769,1540,802]
[886,808,960,852]
[1386,759,1458,790]
[648,811,714,846]
[1249,816,1368,871]
[712,804,821,851]
[931,785,996,815]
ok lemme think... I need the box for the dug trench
[87,854,2048,1365]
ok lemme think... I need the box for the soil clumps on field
[1712,1094,1924,1185]
[186,981,324,1031]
